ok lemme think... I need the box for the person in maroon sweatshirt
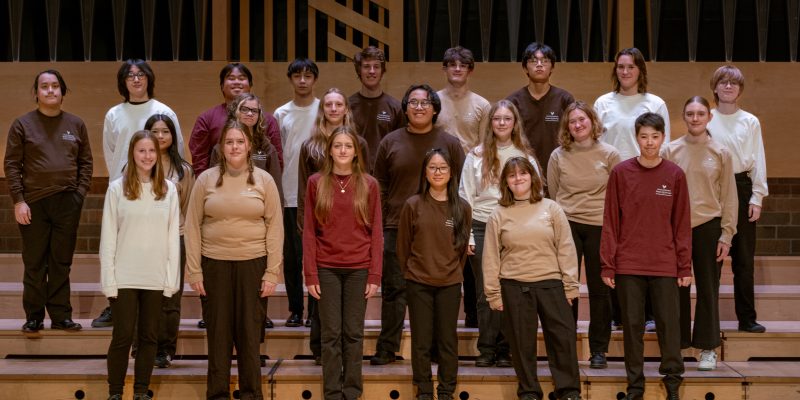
[600,112,692,400]
[303,127,382,400]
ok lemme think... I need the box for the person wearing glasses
[371,84,465,366]
[506,42,575,178]
[547,101,621,369]
[482,157,582,400]
[94,59,184,328]
[459,99,542,368]
[706,65,769,334]
[399,149,471,400]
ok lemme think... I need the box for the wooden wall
[0,61,796,177]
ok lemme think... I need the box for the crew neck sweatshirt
[274,98,320,207]
[435,89,491,153]
[594,91,670,161]
[349,92,405,170]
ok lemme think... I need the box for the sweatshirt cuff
[368,273,381,286]
[262,269,279,285]
[102,287,118,298]
[11,193,25,205]
[305,274,319,286]
[719,233,733,246]
[678,266,693,278]
[162,288,175,298]
[749,194,764,207]
[600,269,615,279]
[488,296,503,310]
[186,272,204,284]
[564,287,580,300]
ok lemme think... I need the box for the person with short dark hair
[370,84,465,366]
[601,112,691,400]
[350,46,405,170]
[4,69,92,334]
[707,65,769,334]
[482,157,582,400]
[506,42,575,178]
[400,149,471,400]
[275,58,321,328]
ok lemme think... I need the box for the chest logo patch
[655,184,673,197]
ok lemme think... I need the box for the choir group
[4,42,767,400]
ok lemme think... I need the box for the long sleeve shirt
[547,142,621,226]
[482,199,580,310]
[435,89,492,153]
[274,99,320,208]
[600,158,692,279]
[302,173,383,286]
[349,92,405,170]
[707,108,768,207]
[103,99,184,181]
[594,92,671,161]
[166,162,195,235]
[662,135,738,244]
[99,179,181,298]
[4,110,93,204]
[184,167,284,284]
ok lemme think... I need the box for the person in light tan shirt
[661,96,738,371]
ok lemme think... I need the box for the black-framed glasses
[126,72,146,81]
[239,105,259,115]
[408,99,433,109]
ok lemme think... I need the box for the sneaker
[369,350,396,365]
[697,349,717,371]
[474,352,495,367]
[21,319,44,333]
[611,320,623,331]
[197,319,206,329]
[314,355,322,366]
[645,320,656,332]
[264,317,274,329]
[738,322,766,333]
[495,353,512,368]
[304,318,312,328]
[589,352,607,369]
[92,307,113,327]
[154,352,172,368]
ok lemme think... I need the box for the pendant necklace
[337,176,351,193]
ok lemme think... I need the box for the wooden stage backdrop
[0,61,797,177]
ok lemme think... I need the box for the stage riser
[748,383,800,399]
[586,383,743,400]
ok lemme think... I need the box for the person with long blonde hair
[303,126,382,399]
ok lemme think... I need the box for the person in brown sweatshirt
[4,70,92,334]
[483,157,581,400]
[398,149,471,400]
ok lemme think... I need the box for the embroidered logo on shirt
[544,111,559,123]
[538,211,553,226]
[702,157,717,169]
[61,131,77,142]
[445,218,454,228]
[376,110,392,122]
[655,184,673,197]
[252,152,267,162]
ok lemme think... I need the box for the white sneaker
[644,320,656,332]
[698,349,717,371]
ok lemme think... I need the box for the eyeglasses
[492,116,514,123]
[717,80,740,87]
[126,72,146,81]
[529,57,552,66]
[427,165,450,174]
[239,105,259,115]
[408,99,433,109]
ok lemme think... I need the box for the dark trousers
[375,228,406,354]
[158,236,185,357]
[309,295,321,356]
[501,279,581,399]
[407,280,461,396]
[283,207,305,315]
[680,218,723,350]
[107,289,162,396]
[318,268,368,400]
[203,256,267,400]
[19,191,83,322]
[470,220,508,356]
[616,275,684,396]
[568,221,611,353]
[730,174,758,326]
[462,258,477,321]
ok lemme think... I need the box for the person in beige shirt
[184,120,283,400]
[662,96,738,371]
[482,157,581,400]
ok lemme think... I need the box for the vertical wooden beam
[578,0,592,62]
[415,0,431,61]
[755,0,771,62]
[287,0,296,60]
[168,0,183,61]
[328,14,335,60]
[265,0,273,61]
[240,0,250,61]
[377,2,386,53]
[111,0,126,61]
[686,0,701,61]
[45,0,60,61]
[478,0,493,62]
[722,0,736,62]
[194,0,208,60]
[645,0,661,60]
[387,0,404,61]
[617,0,635,53]
[212,0,230,61]
[507,0,522,61]
[80,0,95,61]
[448,0,463,47]
[142,0,156,61]
[789,0,800,61]
[556,0,571,62]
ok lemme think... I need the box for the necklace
[336,176,351,193]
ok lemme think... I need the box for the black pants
[470,220,508,356]
[680,218,722,350]
[157,236,185,357]
[462,257,477,321]
[309,296,321,356]
[107,289,162,396]
[407,280,461,396]
[19,191,83,322]
[731,174,758,326]
[283,207,305,315]
[203,256,267,400]
[375,228,406,354]
[568,221,611,353]
[616,275,683,396]
[318,268,368,400]
[501,279,581,400]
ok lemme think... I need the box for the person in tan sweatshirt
[483,157,581,400]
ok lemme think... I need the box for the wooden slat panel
[722,0,736,62]
[646,0,661,60]
[79,0,95,61]
[507,0,522,61]
[212,0,229,60]
[414,0,431,61]
[598,0,613,61]
[478,0,493,62]
[533,0,547,43]
[448,0,463,47]
[308,7,316,60]
[556,0,571,62]
[240,0,250,61]
[328,15,335,60]
[111,0,126,61]
[756,0,771,62]
[45,0,60,61]
[287,0,296,60]
[617,0,634,53]
[168,0,183,61]
[309,0,390,43]
[578,0,592,62]
[789,0,800,62]
[328,32,364,61]
[264,0,273,61]
[386,0,404,61]
[686,0,701,61]
[9,0,23,62]
[142,0,156,61]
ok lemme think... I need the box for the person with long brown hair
[458,99,541,368]
[185,120,283,400]
[100,130,181,400]
[303,126,382,400]
[547,101,621,369]
[482,157,582,400]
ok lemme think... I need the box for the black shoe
[264,317,274,329]
[495,353,512,368]
[133,394,153,400]
[437,392,454,400]
[21,319,43,333]
[91,307,113,327]
[416,394,433,400]
[154,352,171,368]
[562,395,582,400]
[475,352,496,367]
[285,313,303,327]
[369,350,396,365]
[738,322,766,333]
[464,314,478,328]
[589,352,607,369]
[261,357,267,367]
[52,319,82,331]
[304,318,312,327]
[107,395,122,400]
[624,393,643,400]
[314,355,322,365]
[197,319,206,329]
[519,394,540,400]
[611,320,623,331]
